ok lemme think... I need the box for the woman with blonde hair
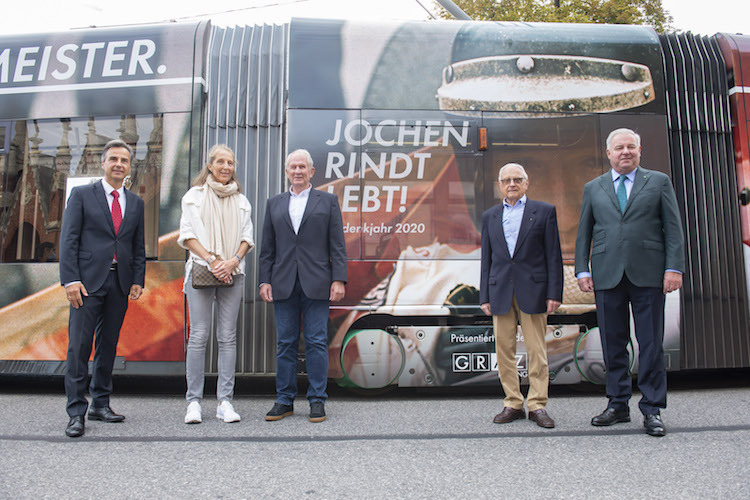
[178,144,254,424]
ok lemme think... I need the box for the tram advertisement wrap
[287,19,681,388]
[0,23,206,369]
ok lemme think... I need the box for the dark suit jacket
[59,181,146,295]
[574,167,685,290]
[259,188,347,301]
[480,199,563,315]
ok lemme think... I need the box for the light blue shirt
[612,168,636,199]
[502,195,527,257]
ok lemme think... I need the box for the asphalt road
[1,372,748,499]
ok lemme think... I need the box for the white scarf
[200,174,241,273]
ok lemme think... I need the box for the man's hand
[260,283,273,303]
[129,284,143,300]
[480,303,491,316]
[65,283,88,309]
[578,277,594,292]
[663,271,683,294]
[546,299,561,314]
[330,281,345,302]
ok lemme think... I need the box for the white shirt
[101,178,126,217]
[289,185,311,234]
[177,185,255,290]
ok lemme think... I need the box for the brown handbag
[191,263,234,288]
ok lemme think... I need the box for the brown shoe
[528,409,555,428]
[493,407,525,424]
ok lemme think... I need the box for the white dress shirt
[289,185,312,234]
[101,178,126,216]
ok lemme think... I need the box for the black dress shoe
[644,414,666,437]
[591,407,631,426]
[88,406,125,422]
[65,416,85,438]
[265,403,294,421]
[309,401,326,423]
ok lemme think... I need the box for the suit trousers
[184,273,244,403]
[273,276,329,406]
[595,275,666,416]
[65,269,129,417]
[493,295,549,411]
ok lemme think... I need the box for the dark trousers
[273,276,330,406]
[595,274,666,416]
[65,270,129,417]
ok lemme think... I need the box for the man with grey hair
[259,148,347,423]
[480,162,563,428]
[575,128,684,436]
[60,139,146,437]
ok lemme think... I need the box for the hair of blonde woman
[193,144,242,189]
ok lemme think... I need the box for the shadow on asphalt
[1,368,748,399]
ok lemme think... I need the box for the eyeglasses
[500,177,525,185]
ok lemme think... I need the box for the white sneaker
[216,400,241,423]
[185,401,202,424]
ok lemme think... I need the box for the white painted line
[0,77,206,95]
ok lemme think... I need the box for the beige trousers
[492,295,549,411]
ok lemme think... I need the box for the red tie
[111,190,122,234]
[112,190,122,261]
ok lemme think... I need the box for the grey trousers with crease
[184,273,244,403]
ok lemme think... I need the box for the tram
[0,18,748,388]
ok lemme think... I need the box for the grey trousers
[184,273,244,403]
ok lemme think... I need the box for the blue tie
[616,176,628,213]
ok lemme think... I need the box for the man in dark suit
[59,139,146,438]
[480,163,563,428]
[575,128,684,437]
[259,149,347,423]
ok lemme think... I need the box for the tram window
[0,115,164,263]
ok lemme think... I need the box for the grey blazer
[574,167,685,290]
[259,188,347,301]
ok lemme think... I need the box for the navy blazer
[59,181,146,295]
[259,188,347,301]
[480,199,563,315]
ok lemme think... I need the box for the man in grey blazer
[575,128,684,436]
[259,149,347,423]
[59,139,146,438]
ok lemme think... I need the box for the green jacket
[574,167,685,290]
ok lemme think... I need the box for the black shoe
[644,414,666,437]
[88,406,125,423]
[65,416,85,438]
[591,407,631,426]
[309,401,326,423]
[265,403,294,421]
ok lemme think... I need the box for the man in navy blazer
[259,149,347,423]
[480,163,563,428]
[575,128,684,437]
[59,140,146,438]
